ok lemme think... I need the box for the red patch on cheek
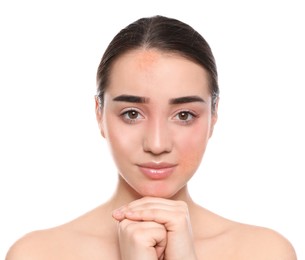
[178,149,194,172]
[180,146,204,174]
[177,127,209,174]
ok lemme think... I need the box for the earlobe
[95,96,105,138]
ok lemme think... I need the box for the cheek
[104,118,141,162]
[175,122,210,171]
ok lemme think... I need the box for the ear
[209,97,219,138]
[95,96,105,138]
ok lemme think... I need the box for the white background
[0,0,304,258]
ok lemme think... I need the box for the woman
[6,15,296,259]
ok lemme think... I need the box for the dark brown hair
[96,15,219,112]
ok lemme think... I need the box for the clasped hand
[112,197,197,260]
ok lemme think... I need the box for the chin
[136,184,181,199]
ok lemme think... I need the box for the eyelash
[120,108,144,124]
[120,109,198,125]
[173,110,198,125]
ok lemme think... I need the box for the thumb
[155,232,167,259]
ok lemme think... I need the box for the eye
[120,109,144,124]
[173,110,197,124]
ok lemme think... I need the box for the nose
[143,118,173,155]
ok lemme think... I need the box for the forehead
[107,49,210,97]
[133,48,161,67]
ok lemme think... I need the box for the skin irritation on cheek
[180,131,209,171]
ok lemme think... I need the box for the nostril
[142,120,173,154]
[142,133,172,155]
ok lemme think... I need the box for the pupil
[129,111,137,119]
[179,112,188,120]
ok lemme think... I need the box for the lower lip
[139,166,175,180]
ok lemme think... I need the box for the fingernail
[112,209,123,218]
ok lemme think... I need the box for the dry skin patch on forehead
[122,49,185,70]
[133,49,164,70]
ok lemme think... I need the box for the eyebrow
[169,96,205,104]
[112,94,205,104]
[113,95,149,103]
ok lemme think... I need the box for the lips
[137,162,177,180]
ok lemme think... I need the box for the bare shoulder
[231,223,297,259]
[6,204,118,260]
[6,226,115,260]
[6,228,62,260]
[195,206,297,259]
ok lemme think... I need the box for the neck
[108,175,195,209]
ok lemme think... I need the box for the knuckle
[119,219,134,232]
[148,208,158,217]
[118,221,147,243]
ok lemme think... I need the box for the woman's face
[96,49,218,198]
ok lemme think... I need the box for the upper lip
[137,162,177,169]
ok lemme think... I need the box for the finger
[127,197,180,208]
[112,197,186,221]
[113,204,176,221]
[158,252,165,260]
[118,219,167,253]
[155,237,167,259]
[125,208,177,226]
